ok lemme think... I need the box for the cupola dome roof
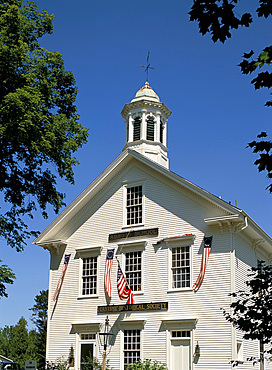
[131,81,160,103]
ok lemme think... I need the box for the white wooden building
[35,81,272,370]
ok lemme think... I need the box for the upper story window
[146,115,155,141]
[82,256,97,295]
[124,329,141,369]
[172,246,190,289]
[133,116,141,141]
[125,251,142,292]
[126,185,142,226]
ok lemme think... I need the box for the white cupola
[121,81,172,169]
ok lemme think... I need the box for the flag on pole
[105,249,114,297]
[117,260,133,304]
[53,254,71,301]
[192,236,213,292]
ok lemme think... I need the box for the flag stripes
[105,249,114,297]
[192,236,212,292]
[53,254,71,301]
[117,260,133,304]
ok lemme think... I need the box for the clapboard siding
[45,162,271,370]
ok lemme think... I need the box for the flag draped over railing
[53,254,71,301]
[105,249,114,297]
[116,259,133,304]
[192,236,213,292]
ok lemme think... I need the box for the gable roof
[34,149,272,255]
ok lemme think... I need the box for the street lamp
[99,316,113,370]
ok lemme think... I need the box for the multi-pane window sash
[82,257,97,295]
[172,246,190,288]
[124,329,141,369]
[125,251,142,291]
[127,186,142,225]
[171,330,191,338]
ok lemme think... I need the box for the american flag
[105,249,114,297]
[117,261,133,304]
[53,254,71,301]
[192,236,212,292]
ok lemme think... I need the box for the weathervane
[140,51,154,83]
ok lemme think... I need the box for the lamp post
[99,316,113,370]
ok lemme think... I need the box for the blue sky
[1,0,272,329]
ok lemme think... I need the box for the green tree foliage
[0,0,88,253]
[222,261,272,365]
[29,290,48,370]
[189,0,272,192]
[0,259,15,297]
[126,359,168,370]
[8,317,29,367]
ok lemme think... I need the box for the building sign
[98,302,168,314]
[108,228,158,242]
[25,361,37,370]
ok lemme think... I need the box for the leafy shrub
[126,359,168,370]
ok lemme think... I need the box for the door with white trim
[170,331,191,370]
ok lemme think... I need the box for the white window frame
[118,320,145,370]
[165,235,195,292]
[76,245,102,299]
[118,240,147,296]
[123,180,145,228]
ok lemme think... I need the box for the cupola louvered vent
[146,115,155,141]
[133,116,141,141]
[160,119,164,144]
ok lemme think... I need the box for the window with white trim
[125,251,142,292]
[82,256,97,295]
[126,185,142,225]
[171,330,191,338]
[124,329,141,369]
[172,246,190,288]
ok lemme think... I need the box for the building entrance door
[80,343,94,370]
[171,339,191,370]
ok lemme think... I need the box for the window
[82,257,97,295]
[171,330,191,338]
[172,246,190,288]
[146,115,155,141]
[124,329,141,368]
[133,116,141,141]
[126,186,142,225]
[125,251,142,291]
